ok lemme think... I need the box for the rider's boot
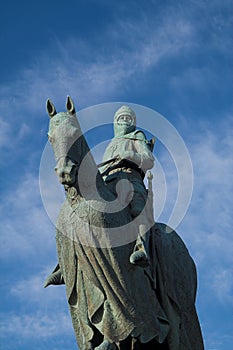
[130,224,150,268]
[129,244,149,267]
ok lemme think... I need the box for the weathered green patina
[44,97,204,350]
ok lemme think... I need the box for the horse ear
[46,99,57,118]
[66,96,76,115]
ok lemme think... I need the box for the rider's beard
[114,123,135,137]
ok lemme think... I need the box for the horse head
[46,96,81,186]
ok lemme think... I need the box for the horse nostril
[60,170,65,178]
[54,162,76,185]
[54,167,65,178]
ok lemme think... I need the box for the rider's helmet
[114,105,136,136]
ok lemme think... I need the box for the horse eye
[48,134,53,143]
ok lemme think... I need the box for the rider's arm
[123,131,155,171]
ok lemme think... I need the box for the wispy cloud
[10,270,65,304]
[0,312,72,339]
[1,0,230,138]
[0,117,10,149]
[0,4,198,118]
[177,116,233,305]
[211,269,233,305]
[0,172,56,262]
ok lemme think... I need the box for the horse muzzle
[55,157,77,185]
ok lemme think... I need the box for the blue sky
[0,0,232,349]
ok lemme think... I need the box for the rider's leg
[130,224,150,267]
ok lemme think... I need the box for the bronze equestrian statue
[44,96,204,350]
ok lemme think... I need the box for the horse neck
[71,134,109,201]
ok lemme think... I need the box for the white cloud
[0,117,10,148]
[0,312,72,339]
[177,116,233,304]
[211,269,233,305]
[0,0,231,126]
[18,123,30,140]
[106,14,194,71]
[0,5,198,121]
[0,172,56,261]
[10,269,66,304]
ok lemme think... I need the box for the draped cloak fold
[56,198,204,350]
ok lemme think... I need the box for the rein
[97,157,119,168]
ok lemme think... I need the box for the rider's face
[114,112,135,136]
[117,115,133,126]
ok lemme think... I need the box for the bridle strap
[55,155,78,165]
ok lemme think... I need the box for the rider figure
[100,105,155,267]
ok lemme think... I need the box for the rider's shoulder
[132,130,147,140]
